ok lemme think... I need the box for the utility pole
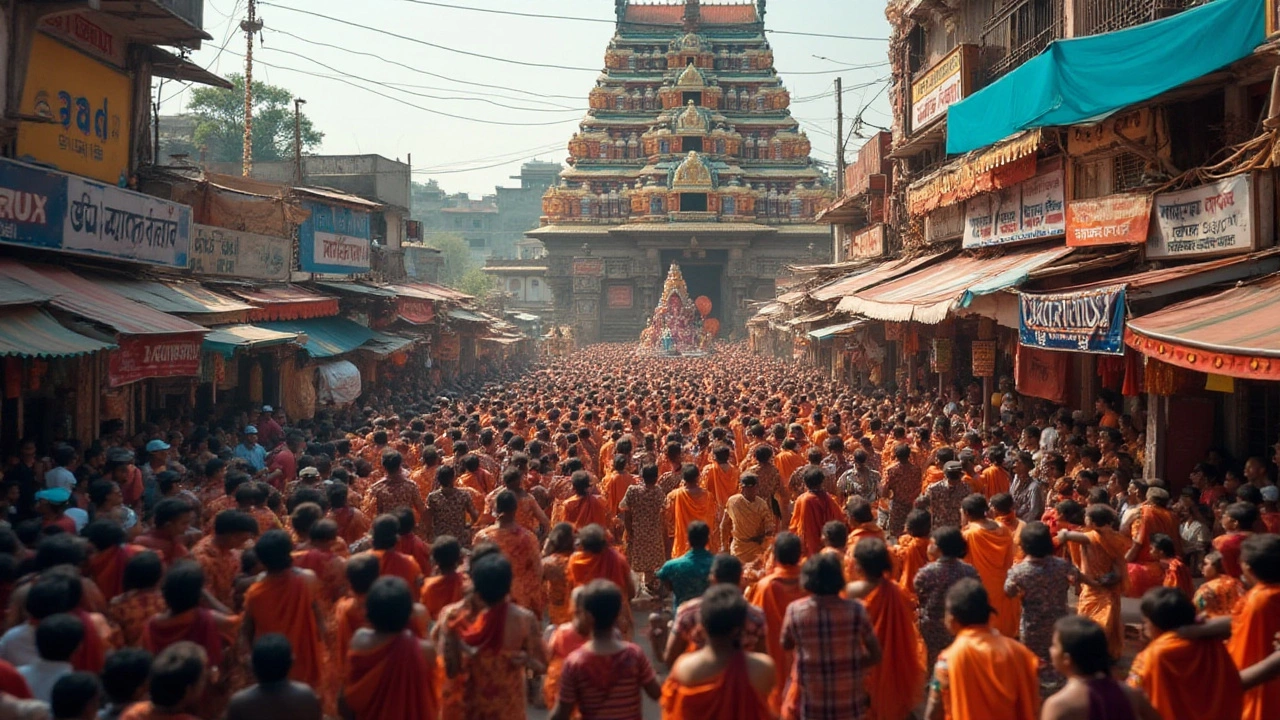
[241,0,263,176]
[293,97,306,185]
[835,77,845,195]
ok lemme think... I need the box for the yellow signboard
[18,33,132,185]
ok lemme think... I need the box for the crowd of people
[0,342,1278,720]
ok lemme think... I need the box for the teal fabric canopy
[947,0,1263,155]
[258,318,374,358]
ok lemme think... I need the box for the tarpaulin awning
[787,310,835,327]
[0,260,207,336]
[0,277,49,307]
[1031,248,1280,301]
[229,285,340,321]
[392,282,473,303]
[838,245,1074,323]
[480,336,523,345]
[1126,273,1280,380]
[947,0,1264,154]
[258,317,374,358]
[908,131,1041,216]
[315,281,398,299]
[808,319,866,340]
[0,306,116,357]
[202,325,301,358]
[361,331,415,357]
[507,312,540,323]
[446,308,488,323]
[818,252,950,303]
[90,277,254,317]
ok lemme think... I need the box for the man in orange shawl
[143,562,237,670]
[892,509,931,602]
[474,491,545,616]
[700,446,740,510]
[788,468,845,559]
[923,578,1040,720]
[558,471,611,535]
[660,585,775,720]
[1125,488,1182,598]
[600,454,636,518]
[83,521,146,602]
[990,493,1026,563]
[1126,586,1242,720]
[1228,534,1280,720]
[327,483,372,546]
[959,494,1020,639]
[977,447,1011,498]
[420,536,465,623]
[665,464,720,557]
[342,576,437,720]
[1058,504,1130,657]
[744,532,806,714]
[846,537,926,720]
[775,439,806,490]
[190,510,258,611]
[369,515,424,592]
[567,524,635,638]
[240,529,327,689]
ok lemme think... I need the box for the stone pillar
[571,256,603,344]
[1144,393,1166,481]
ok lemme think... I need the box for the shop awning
[228,285,340,321]
[907,131,1041,216]
[315,281,399,299]
[392,282,473,303]
[0,260,207,336]
[0,306,116,358]
[1126,273,1280,380]
[808,319,866,340]
[811,253,948,303]
[0,277,50,307]
[91,277,254,317]
[361,331,416,357]
[507,312,540,323]
[202,325,301,358]
[786,310,835,327]
[838,245,1074,323]
[258,318,374,358]
[946,0,1263,154]
[446,308,488,323]
[481,336,523,345]
[1029,248,1280,301]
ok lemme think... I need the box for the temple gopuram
[529,0,834,343]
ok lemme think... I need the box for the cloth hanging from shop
[317,361,361,406]
[1015,345,1071,404]
[946,0,1263,154]
[1122,349,1144,397]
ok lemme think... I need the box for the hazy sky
[160,0,892,197]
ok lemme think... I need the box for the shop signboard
[397,298,435,324]
[107,333,204,387]
[606,284,634,309]
[1066,193,1153,247]
[435,333,461,362]
[1019,285,1127,355]
[0,159,68,250]
[573,257,604,276]
[924,205,965,244]
[63,175,191,267]
[299,200,371,274]
[18,34,132,185]
[846,224,887,259]
[39,15,127,67]
[963,166,1065,248]
[189,225,291,281]
[1147,172,1268,259]
[911,45,975,133]
[930,338,952,373]
[971,340,996,377]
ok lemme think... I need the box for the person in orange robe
[923,578,1040,720]
[420,536,466,623]
[660,585,775,720]
[1192,551,1244,618]
[369,515,424,592]
[665,464,720,557]
[105,552,168,648]
[990,493,1027,564]
[119,642,211,720]
[474,491,545,617]
[240,529,327,689]
[959,494,1020,639]
[541,523,576,627]
[700,446,740,511]
[1228,534,1280,720]
[892,509,931,602]
[293,519,349,610]
[84,521,147,603]
[566,524,635,638]
[744,532,806,715]
[1125,488,1181,598]
[327,483,372,546]
[978,448,1011,498]
[788,468,845,559]
[775,439,806,491]
[342,576,437,720]
[846,537,926,720]
[543,588,588,711]
[1151,533,1194,599]
[559,472,611,535]
[190,510,258,611]
[1058,504,1130,658]
[600,454,636,526]
[1126,586,1242,720]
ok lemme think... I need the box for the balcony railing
[982,0,1064,82]
[1075,0,1203,37]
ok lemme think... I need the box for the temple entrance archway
[661,249,726,323]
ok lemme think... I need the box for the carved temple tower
[530,0,834,343]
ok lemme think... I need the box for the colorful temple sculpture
[639,263,714,355]
[529,0,834,343]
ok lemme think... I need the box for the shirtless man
[225,634,322,720]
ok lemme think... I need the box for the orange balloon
[695,296,713,318]
[703,318,720,337]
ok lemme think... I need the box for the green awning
[258,317,374,358]
[202,324,301,358]
[0,306,116,357]
[808,319,865,340]
[361,331,416,357]
[446,308,487,323]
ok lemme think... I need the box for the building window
[680,193,708,212]
[531,279,540,288]
[1072,151,1149,200]
[467,237,486,249]
[907,24,926,75]
[683,136,703,153]
[983,0,1064,82]
[508,278,522,293]
[722,195,736,216]
[471,218,482,229]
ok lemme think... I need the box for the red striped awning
[1126,273,1280,381]
[228,285,340,321]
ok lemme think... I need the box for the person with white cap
[234,427,266,473]
[140,439,178,511]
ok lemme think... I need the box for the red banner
[397,298,435,324]
[1015,345,1071,404]
[1066,193,1152,247]
[107,333,204,387]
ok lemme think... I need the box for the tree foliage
[428,233,477,287]
[188,74,323,163]
[457,267,495,299]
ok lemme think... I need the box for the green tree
[428,233,476,287]
[457,267,495,299]
[188,74,323,163]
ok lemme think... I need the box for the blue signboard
[1019,285,1127,356]
[299,200,372,274]
[0,158,69,250]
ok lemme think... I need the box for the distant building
[484,259,554,316]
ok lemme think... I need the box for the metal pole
[293,97,306,185]
[835,77,845,195]
[241,0,263,176]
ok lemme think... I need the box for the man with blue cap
[234,426,266,473]
[34,487,76,534]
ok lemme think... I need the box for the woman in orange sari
[846,538,925,720]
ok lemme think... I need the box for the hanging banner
[396,298,435,324]
[1015,345,1071,404]
[606,284,634,309]
[971,340,996,377]
[1019,285,1127,355]
[18,34,132,185]
[1066,193,1153,247]
[63,175,191,267]
[316,360,362,406]
[107,333,204,387]
[1147,172,1266,259]
[963,166,1065,248]
[299,201,371,274]
[931,338,953,373]
[189,224,291,281]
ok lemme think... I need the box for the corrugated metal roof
[837,245,1074,323]
[291,186,384,210]
[0,277,50,307]
[808,319,865,340]
[91,277,254,315]
[257,318,374,358]
[202,324,300,358]
[0,261,207,336]
[361,331,416,357]
[446,309,488,323]
[813,253,948,302]
[315,281,399,299]
[228,285,340,321]
[0,306,116,357]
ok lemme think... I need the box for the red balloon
[695,296,713,318]
[703,318,720,337]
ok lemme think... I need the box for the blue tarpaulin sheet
[258,318,374,358]
[947,0,1264,155]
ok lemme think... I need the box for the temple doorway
[661,249,726,323]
